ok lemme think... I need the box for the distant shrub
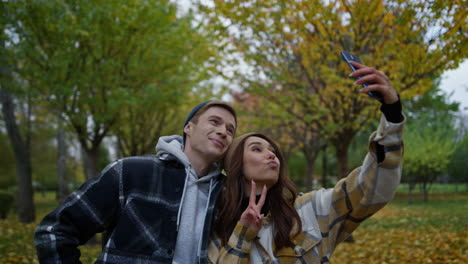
[0,191,14,219]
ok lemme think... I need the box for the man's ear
[184,122,192,136]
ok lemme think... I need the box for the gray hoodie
[156,135,221,264]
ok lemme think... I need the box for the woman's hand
[239,180,267,233]
[350,61,399,104]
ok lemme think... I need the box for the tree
[231,92,300,159]
[56,114,68,202]
[231,91,326,190]
[1,2,35,222]
[112,19,217,157]
[403,111,457,202]
[0,87,35,222]
[198,0,467,183]
[8,0,215,179]
[402,80,459,202]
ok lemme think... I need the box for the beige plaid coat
[208,114,405,264]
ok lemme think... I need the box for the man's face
[184,106,236,162]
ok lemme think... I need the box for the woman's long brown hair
[213,133,302,250]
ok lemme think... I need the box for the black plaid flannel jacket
[34,155,223,264]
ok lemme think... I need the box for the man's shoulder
[120,155,158,164]
[119,155,185,171]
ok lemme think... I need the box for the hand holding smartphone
[340,51,383,101]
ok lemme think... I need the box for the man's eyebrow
[208,115,222,120]
[209,115,235,128]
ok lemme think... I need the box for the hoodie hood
[156,135,190,166]
[155,135,222,180]
[156,135,223,262]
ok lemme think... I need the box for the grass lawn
[0,191,467,263]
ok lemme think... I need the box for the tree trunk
[407,182,416,204]
[301,133,326,192]
[336,144,349,180]
[321,145,328,188]
[304,156,315,191]
[334,135,353,242]
[84,147,99,180]
[81,145,99,180]
[79,142,102,245]
[57,114,69,203]
[78,145,100,245]
[422,182,428,202]
[0,87,35,223]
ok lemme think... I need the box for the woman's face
[242,136,280,188]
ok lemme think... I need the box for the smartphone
[340,51,383,101]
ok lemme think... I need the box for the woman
[208,62,405,263]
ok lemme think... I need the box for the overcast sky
[440,60,468,113]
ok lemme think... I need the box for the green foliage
[287,148,340,191]
[402,79,460,187]
[6,1,188,150]
[347,125,375,171]
[397,183,467,194]
[448,130,468,183]
[403,111,457,184]
[0,107,60,190]
[1,112,92,192]
[30,120,58,191]
[108,2,220,156]
[287,152,307,188]
[6,0,219,159]
[0,191,14,219]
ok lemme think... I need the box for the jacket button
[175,187,181,192]
[167,249,173,256]
[171,216,177,221]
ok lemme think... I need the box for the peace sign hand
[239,180,268,233]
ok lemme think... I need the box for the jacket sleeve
[207,222,258,264]
[296,113,405,252]
[34,160,121,263]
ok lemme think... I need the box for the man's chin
[208,149,227,162]
[210,140,226,151]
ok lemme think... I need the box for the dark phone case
[340,51,383,101]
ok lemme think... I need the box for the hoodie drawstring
[197,177,214,261]
[176,166,191,231]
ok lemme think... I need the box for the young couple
[35,62,405,264]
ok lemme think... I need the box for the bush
[0,191,14,219]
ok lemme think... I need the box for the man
[34,101,237,264]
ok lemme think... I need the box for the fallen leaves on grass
[1,193,466,263]
[333,228,467,263]
[0,216,101,264]
[0,218,38,264]
[331,202,468,264]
